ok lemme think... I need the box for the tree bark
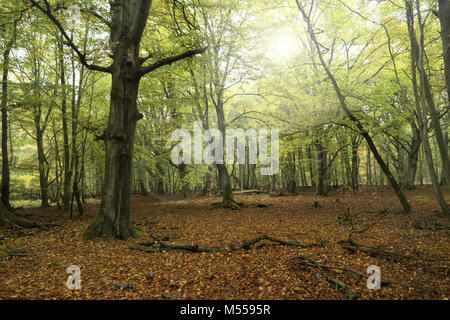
[438,0,450,186]
[59,36,71,211]
[406,123,421,189]
[350,135,359,191]
[314,142,326,196]
[1,43,12,208]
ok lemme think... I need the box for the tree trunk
[306,145,315,189]
[366,145,372,186]
[85,69,141,238]
[203,166,213,196]
[438,0,450,186]
[59,36,71,212]
[214,99,237,207]
[350,136,359,191]
[314,142,326,196]
[406,123,421,189]
[289,152,297,194]
[35,124,49,207]
[299,148,308,187]
[1,44,12,208]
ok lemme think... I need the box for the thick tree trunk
[217,163,235,207]
[214,100,237,207]
[85,73,141,239]
[84,1,151,239]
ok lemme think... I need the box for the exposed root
[0,201,40,229]
[84,216,139,240]
[211,200,244,210]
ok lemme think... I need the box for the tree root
[130,234,325,254]
[0,205,40,229]
[211,200,244,210]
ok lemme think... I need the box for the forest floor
[0,186,449,300]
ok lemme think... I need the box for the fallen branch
[130,234,324,254]
[0,249,37,259]
[100,277,132,290]
[340,241,450,262]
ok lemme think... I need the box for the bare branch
[28,0,111,74]
[139,47,208,76]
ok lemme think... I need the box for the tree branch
[28,0,111,73]
[139,47,208,76]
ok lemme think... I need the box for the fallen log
[130,234,324,254]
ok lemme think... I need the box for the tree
[28,0,206,239]
[0,22,15,209]
[437,0,450,186]
[296,0,413,214]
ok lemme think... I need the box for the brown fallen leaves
[0,186,448,300]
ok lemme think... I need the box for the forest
[0,0,448,301]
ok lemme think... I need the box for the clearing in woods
[0,186,448,300]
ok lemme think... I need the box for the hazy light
[267,32,299,61]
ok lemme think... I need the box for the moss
[84,215,140,240]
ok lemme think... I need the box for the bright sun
[267,32,299,61]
